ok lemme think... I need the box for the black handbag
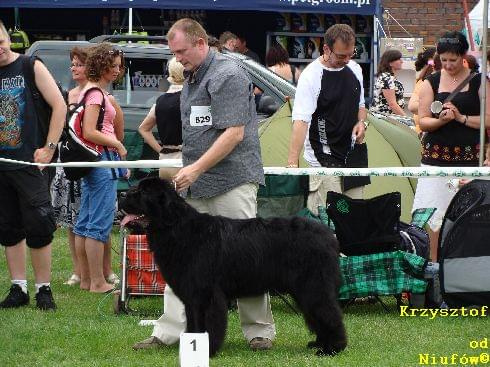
[343,142,370,191]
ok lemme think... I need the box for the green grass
[0,228,489,366]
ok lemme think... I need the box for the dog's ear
[139,178,179,225]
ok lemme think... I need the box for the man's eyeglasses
[330,50,356,60]
[70,63,85,68]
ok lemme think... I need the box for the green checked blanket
[339,251,427,300]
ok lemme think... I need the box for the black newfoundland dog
[121,178,346,357]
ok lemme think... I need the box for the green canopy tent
[257,102,421,222]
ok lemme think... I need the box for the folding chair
[326,191,429,311]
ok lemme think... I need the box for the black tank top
[0,56,40,170]
[154,91,182,146]
[422,71,481,166]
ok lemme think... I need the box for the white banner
[2,158,490,178]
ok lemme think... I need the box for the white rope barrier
[2,157,490,178]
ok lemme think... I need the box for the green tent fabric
[257,102,422,222]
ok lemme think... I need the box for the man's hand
[33,147,55,169]
[352,121,366,143]
[173,163,203,192]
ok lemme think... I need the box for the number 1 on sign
[190,339,196,352]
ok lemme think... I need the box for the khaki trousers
[158,151,182,181]
[307,175,364,216]
[152,183,276,344]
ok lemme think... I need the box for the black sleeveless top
[154,91,182,147]
[0,56,40,170]
[421,71,481,166]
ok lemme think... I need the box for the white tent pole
[480,0,488,166]
[129,8,133,34]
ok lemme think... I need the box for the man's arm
[32,60,67,165]
[287,120,308,167]
[352,106,367,143]
[174,125,244,192]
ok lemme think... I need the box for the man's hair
[0,20,9,40]
[207,35,222,51]
[167,18,208,45]
[219,31,237,46]
[324,24,355,49]
[70,46,88,63]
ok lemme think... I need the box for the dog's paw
[315,341,347,357]
[307,340,320,349]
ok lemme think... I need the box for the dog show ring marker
[179,332,209,367]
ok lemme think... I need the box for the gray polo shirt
[180,49,265,198]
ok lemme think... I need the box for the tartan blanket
[339,250,427,300]
[125,234,166,294]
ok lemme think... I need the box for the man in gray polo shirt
[133,18,275,352]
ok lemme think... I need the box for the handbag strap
[443,72,477,103]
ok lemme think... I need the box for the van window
[112,57,168,108]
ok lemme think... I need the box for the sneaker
[106,273,120,285]
[132,336,165,350]
[249,337,273,351]
[0,284,29,309]
[35,285,56,311]
[63,274,80,286]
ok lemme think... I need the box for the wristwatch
[47,142,57,150]
[359,119,369,130]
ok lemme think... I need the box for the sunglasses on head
[108,49,124,56]
[439,38,460,45]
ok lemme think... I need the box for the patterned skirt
[51,167,81,228]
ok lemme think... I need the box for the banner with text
[3,0,378,15]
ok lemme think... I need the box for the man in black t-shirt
[287,24,368,215]
[0,20,66,310]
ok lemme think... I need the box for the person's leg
[151,285,187,344]
[73,178,91,290]
[82,165,117,293]
[5,240,27,281]
[307,176,342,215]
[30,244,52,283]
[85,238,113,293]
[210,184,276,345]
[428,228,440,262]
[75,235,90,290]
[134,198,210,348]
[103,236,113,278]
[0,171,30,307]
[64,229,81,284]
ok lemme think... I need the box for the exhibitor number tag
[190,105,212,127]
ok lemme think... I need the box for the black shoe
[0,284,29,308]
[35,285,56,311]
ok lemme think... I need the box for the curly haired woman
[73,43,127,293]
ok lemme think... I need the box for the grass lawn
[0,228,489,367]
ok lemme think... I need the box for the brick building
[381,0,479,46]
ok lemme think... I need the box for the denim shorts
[73,151,119,243]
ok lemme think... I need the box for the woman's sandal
[63,274,80,286]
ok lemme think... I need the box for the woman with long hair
[412,31,490,261]
[370,49,406,116]
[73,43,127,293]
